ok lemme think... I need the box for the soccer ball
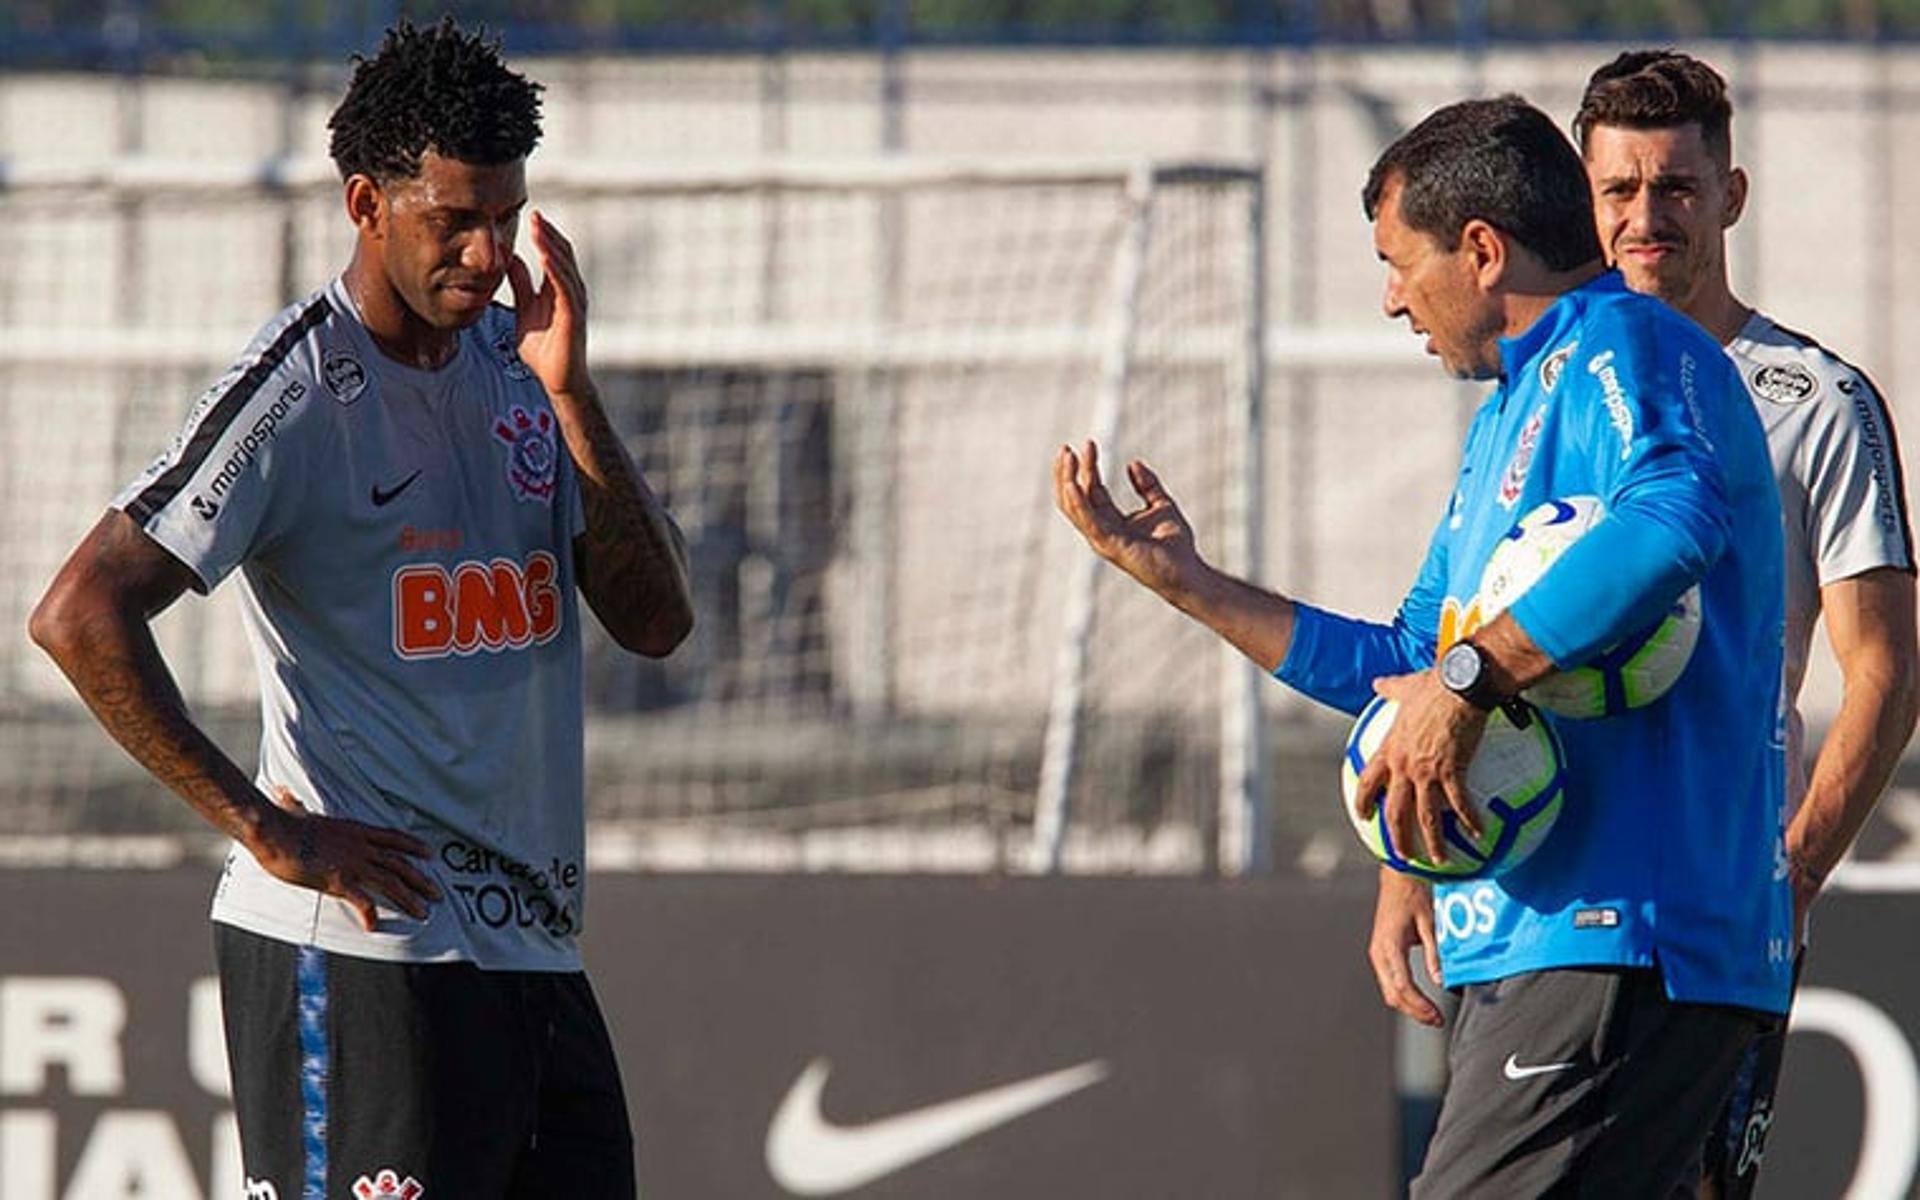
[1341,695,1567,880]
[1479,496,1702,718]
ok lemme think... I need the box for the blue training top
[1280,271,1793,1014]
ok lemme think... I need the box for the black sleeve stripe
[1850,371,1918,573]
[1758,317,1914,571]
[1765,319,1824,354]
[124,296,333,525]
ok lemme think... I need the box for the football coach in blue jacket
[1054,94,1792,1195]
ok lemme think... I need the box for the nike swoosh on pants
[1502,1053,1578,1080]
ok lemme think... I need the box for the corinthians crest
[351,1169,423,1200]
[1539,339,1578,393]
[1498,406,1546,509]
[493,404,558,503]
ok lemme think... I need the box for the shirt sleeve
[112,358,318,593]
[1803,371,1915,582]
[1509,324,1732,669]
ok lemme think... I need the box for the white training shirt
[116,278,590,970]
[1730,311,1915,809]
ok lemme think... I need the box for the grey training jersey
[116,278,588,970]
[1729,311,1915,808]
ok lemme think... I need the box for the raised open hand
[1053,440,1201,600]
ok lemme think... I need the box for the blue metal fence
[2,0,1917,71]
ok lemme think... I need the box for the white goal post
[0,154,1410,874]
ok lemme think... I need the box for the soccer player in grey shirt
[1367,49,1917,1199]
[29,18,691,1198]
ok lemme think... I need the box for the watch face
[1441,642,1482,691]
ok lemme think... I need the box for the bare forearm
[1793,570,1920,889]
[550,384,694,655]
[1789,672,1920,884]
[37,607,272,845]
[1461,612,1559,696]
[1159,560,1298,672]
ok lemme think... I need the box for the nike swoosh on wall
[765,1058,1111,1196]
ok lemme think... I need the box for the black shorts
[215,923,636,1200]
[1412,967,1770,1199]
[1699,952,1802,1198]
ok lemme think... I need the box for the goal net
[0,156,1266,873]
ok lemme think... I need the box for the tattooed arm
[557,387,694,657]
[28,511,438,929]
[510,210,694,657]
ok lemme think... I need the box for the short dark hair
[1573,50,1733,167]
[1362,95,1602,273]
[328,17,544,183]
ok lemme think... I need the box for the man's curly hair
[328,17,543,183]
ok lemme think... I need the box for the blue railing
[1,0,1916,70]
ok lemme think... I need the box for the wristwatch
[1439,639,1509,712]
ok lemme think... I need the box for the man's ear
[1461,218,1507,288]
[1722,165,1749,230]
[344,174,385,238]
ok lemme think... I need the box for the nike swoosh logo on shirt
[371,469,422,507]
[1503,1053,1577,1081]
[765,1057,1109,1196]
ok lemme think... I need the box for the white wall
[3,45,1912,737]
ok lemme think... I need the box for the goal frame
[0,153,1302,873]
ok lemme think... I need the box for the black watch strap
[1440,640,1536,728]
[1441,640,1508,711]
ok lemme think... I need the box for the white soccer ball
[1479,496,1702,719]
[1341,695,1567,880]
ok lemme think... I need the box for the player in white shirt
[29,18,692,1198]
